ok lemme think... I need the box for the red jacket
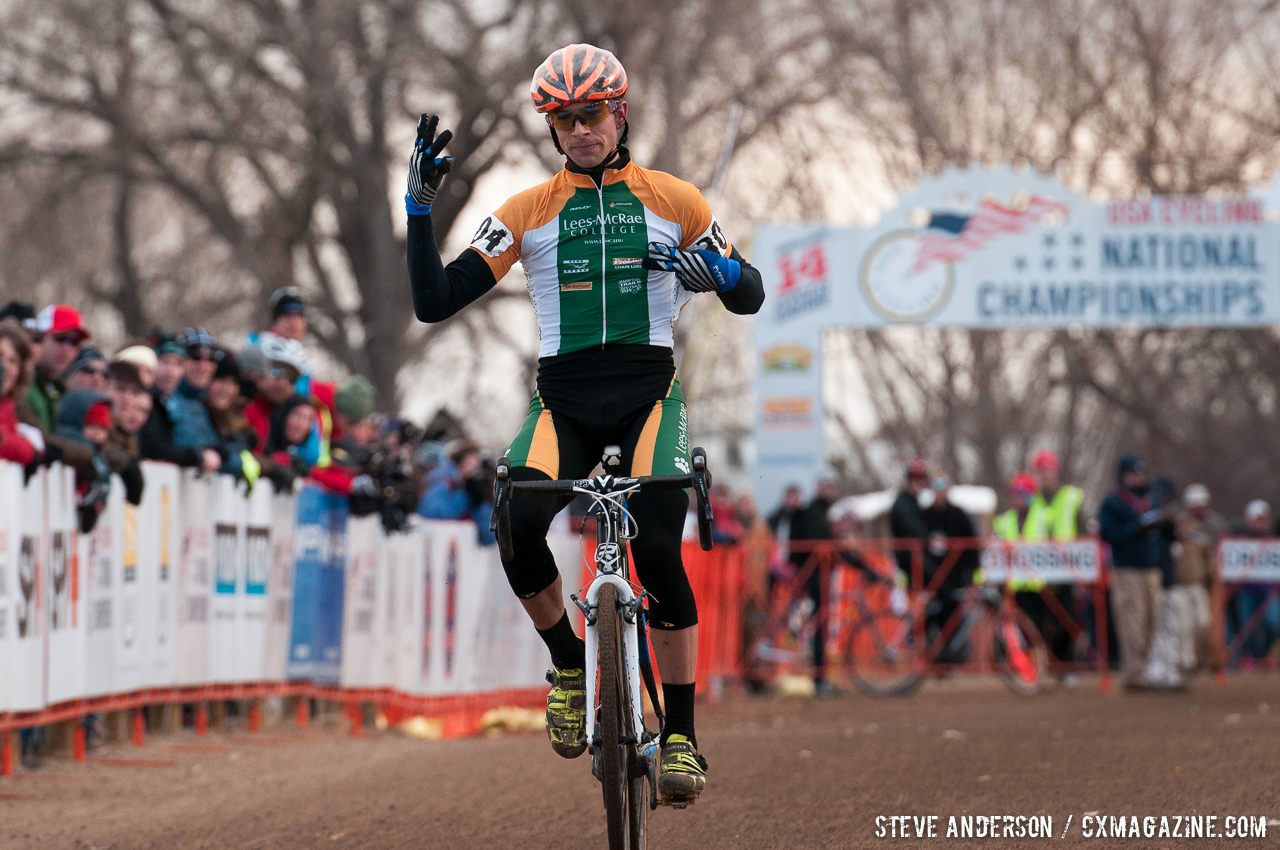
[0,396,36,466]
[244,396,275,454]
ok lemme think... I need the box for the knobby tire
[597,583,632,849]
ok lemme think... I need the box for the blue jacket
[1098,488,1165,569]
[170,381,220,451]
[418,460,472,520]
[417,460,496,546]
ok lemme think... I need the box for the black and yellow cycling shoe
[657,734,708,801]
[544,667,587,759]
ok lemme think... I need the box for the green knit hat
[335,374,376,422]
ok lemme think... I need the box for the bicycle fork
[582,574,644,749]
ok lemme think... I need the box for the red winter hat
[35,304,91,341]
[84,401,112,430]
[1031,449,1059,472]
[1009,472,1039,496]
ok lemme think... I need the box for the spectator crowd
[0,291,501,542]
[748,449,1280,696]
[4,291,1276,706]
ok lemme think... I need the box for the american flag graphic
[910,196,1068,274]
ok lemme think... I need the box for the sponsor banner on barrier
[287,486,346,683]
[46,463,86,704]
[978,540,1102,585]
[0,461,24,710]
[1218,538,1280,583]
[1,461,598,714]
[137,462,180,688]
[209,474,243,683]
[85,476,124,697]
[240,481,273,682]
[177,469,211,686]
[339,515,381,688]
[262,493,296,682]
[8,466,47,710]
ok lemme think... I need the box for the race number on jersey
[689,217,730,257]
[470,214,515,258]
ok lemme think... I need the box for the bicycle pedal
[657,795,695,809]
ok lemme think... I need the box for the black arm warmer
[406,214,499,322]
[718,245,765,315]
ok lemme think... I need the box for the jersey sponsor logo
[612,256,644,269]
[673,456,690,474]
[619,278,644,294]
[560,281,593,292]
[470,214,515,257]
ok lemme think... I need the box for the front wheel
[596,583,639,849]
[845,611,925,697]
[993,606,1049,696]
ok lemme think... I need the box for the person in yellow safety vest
[993,472,1058,654]
[1030,449,1084,541]
[1032,448,1086,678]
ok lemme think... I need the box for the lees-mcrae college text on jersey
[465,161,733,358]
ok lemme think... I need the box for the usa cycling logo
[859,195,1067,322]
[773,238,829,322]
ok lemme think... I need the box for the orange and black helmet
[530,44,627,113]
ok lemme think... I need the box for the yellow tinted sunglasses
[545,100,620,131]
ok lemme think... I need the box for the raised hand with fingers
[642,242,740,293]
[406,113,455,215]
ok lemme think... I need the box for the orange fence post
[131,707,145,747]
[296,698,309,728]
[248,701,261,734]
[74,720,87,762]
[1,730,11,777]
[347,702,362,737]
[195,702,208,736]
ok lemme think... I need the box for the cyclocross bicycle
[492,445,714,850]
[843,577,1049,697]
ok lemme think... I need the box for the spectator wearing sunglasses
[62,346,108,393]
[244,335,308,454]
[138,333,221,472]
[24,304,89,434]
[169,328,223,455]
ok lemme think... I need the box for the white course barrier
[0,460,570,714]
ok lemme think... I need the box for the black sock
[537,611,586,671]
[661,682,696,746]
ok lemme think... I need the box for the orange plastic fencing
[0,681,548,776]
[744,537,1112,691]
[574,539,746,698]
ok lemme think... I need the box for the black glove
[120,461,145,506]
[41,440,64,468]
[406,114,454,214]
[265,461,299,494]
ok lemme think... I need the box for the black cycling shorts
[499,344,698,631]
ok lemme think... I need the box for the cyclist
[404,43,764,801]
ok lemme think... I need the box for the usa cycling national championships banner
[751,166,1280,507]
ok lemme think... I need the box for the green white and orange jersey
[464,161,732,358]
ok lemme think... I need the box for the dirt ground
[2,673,1278,849]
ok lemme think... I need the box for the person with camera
[417,438,495,542]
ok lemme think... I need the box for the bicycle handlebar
[489,447,715,559]
[509,473,694,495]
